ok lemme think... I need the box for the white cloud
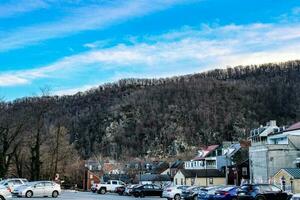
[0,0,48,18]
[0,0,190,52]
[2,22,300,90]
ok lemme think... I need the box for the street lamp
[290,177,294,193]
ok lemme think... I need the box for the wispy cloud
[2,22,300,90]
[0,0,189,52]
[0,0,48,18]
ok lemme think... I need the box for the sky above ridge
[1,0,300,100]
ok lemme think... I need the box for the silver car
[0,185,12,200]
[0,178,28,193]
[162,185,189,200]
[12,181,61,198]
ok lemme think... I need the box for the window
[209,178,213,185]
[181,178,183,185]
[13,180,22,184]
[259,185,272,192]
[270,185,281,192]
[112,181,118,185]
[45,182,54,187]
[242,167,248,176]
[144,185,153,189]
[35,183,44,188]
[175,178,178,185]
[153,185,160,189]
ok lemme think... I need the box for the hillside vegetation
[1,60,300,180]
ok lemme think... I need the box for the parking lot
[11,190,164,200]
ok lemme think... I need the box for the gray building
[249,120,300,183]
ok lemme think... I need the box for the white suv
[162,185,189,200]
[0,178,28,192]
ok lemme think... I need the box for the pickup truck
[97,180,126,194]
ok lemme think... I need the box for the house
[136,174,172,186]
[174,169,225,186]
[249,120,300,183]
[227,159,250,185]
[184,145,223,170]
[184,142,243,171]
[273,168,300,193]
[161,160,184,179]
[83,160,102,191]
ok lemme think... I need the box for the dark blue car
[214,186,238,200]
[237,184,292,200]
[197,186,225,200]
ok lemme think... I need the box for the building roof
[286,122,300,131]
[138,174,171,182]
[170,160,184,169]
[150,162,169,174]
[193,145,220,161]
[282,168,300,179]
[223,143,241,158]
[179,169,225,178]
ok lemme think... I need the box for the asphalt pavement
[11,190,164,200]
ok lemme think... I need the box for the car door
[153,184,162,196]
[44,182,54,196]
[34,182,45,197]
[258,185,276,200]
[269,185,286,200]
[143,184,153,196]
[111,181,118,191]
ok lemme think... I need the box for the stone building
[249,120,300,183]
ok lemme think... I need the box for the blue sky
[1,0,300,100]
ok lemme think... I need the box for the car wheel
[255,196,266,200]
[100,188,106,194]
[174,194,181,200]
[52,190,59,198]
[0,195,5,200]
[26,190,33,198]
[133,193,139,198]
[140,192,145,198]
[193,195,198,200]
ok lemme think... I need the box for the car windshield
[178,186,189,190]
[220,187,235,191]
[259,185,272,192]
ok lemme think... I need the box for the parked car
[12,181,61,198]
[97,180,125,194]
[292,193,300,200]
[198,186,225,200]
[132,184,163,198]
[214,186,239,200]
[181,186,202,200]
[162,185,189,200]
[237,184,292,200]
[115,186,126,195]
[0,185,12,200]
[0,178,28,192]
[124,184,139,196]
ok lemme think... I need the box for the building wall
[173,171,186,185]
[83,170,101,191]
[250,144,299,183]
[273,170,300,193]
[187,177,225,187]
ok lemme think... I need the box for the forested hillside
[1,60,300,180]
